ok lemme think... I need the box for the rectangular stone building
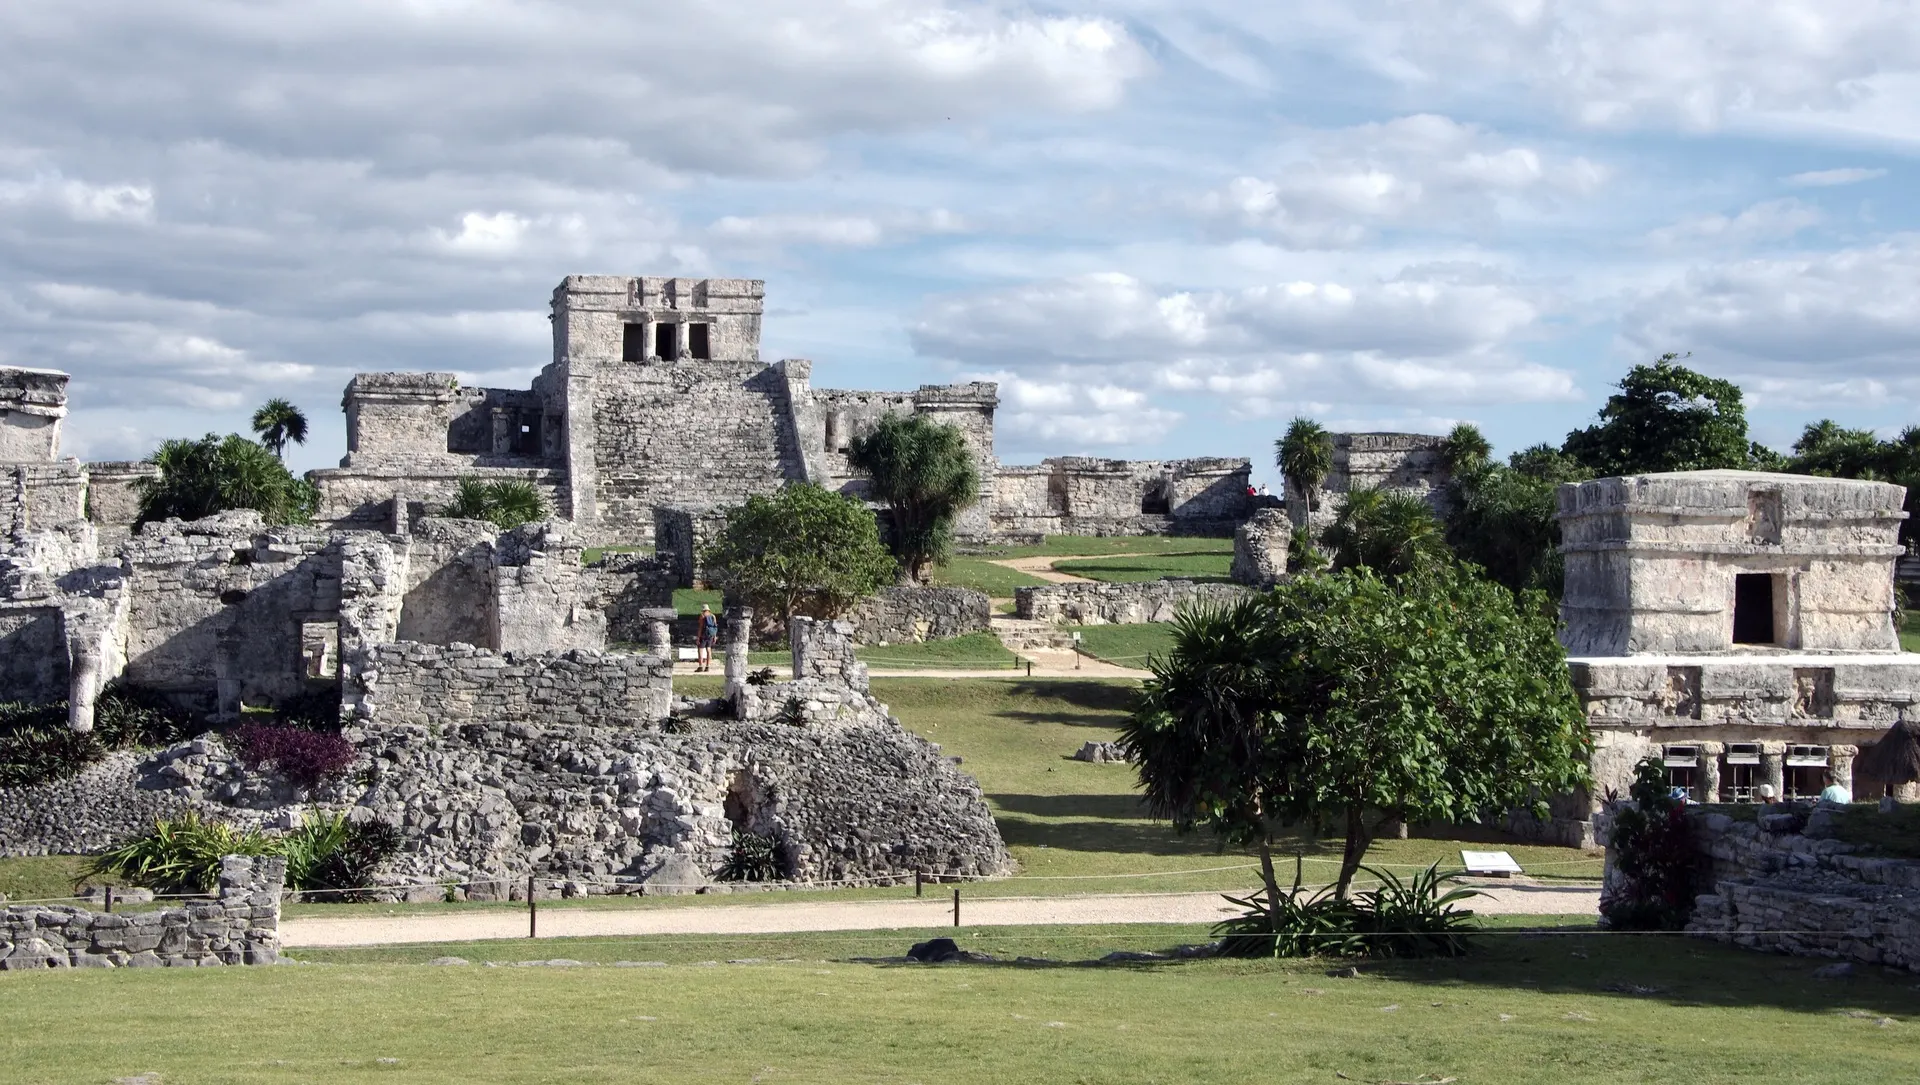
[1557,470,1918,842]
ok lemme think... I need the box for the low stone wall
[593,552,676,643]
[845,586,992,646]
[0,855,284,969]
[351,642,674,729]
[1015,579,1251,625]
[1657,807,1920,973]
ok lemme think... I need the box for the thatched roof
[1854,720,1920,787]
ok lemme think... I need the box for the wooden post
[103,886,113,914]
[952,887,960,928]
[528,875,537,939]
[915,871,924,898]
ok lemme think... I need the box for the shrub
[281,812,401,901]
[441,476,548,530]
[229,723,356,789]
[85,812,276,895]
[0,686,196,788]
[1600,756,1699,930]
[1214,859,1480,959]
[719,828,783,882]
[774,695,808,727]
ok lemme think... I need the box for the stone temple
[1550,470,1919,845]
[311,275,1256,545]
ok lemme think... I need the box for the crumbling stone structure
[0,855,284,969]
[1230,508,1291,587]
[845,586,992,646]
[1015,579,1251,626]
[1554,471,1919,846]
[1286,432,1451,534]
[308,276,1256,545]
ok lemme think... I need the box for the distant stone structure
[1015,579,1251,626]
[1550,471,1918,846]
[307,277,1254,544]
[1230,508,1291,587]
[1286,432,1451,534]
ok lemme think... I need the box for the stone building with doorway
[1548,470,1919,845]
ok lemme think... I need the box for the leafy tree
[1320,487,1448,582]
[847,413,981,582]
[1444,445,1586,598]
[1562,353,1759,476]
[1788,419,1894,479]
[1598,756,1697,930]
[1275,417,1334,520]
[136,433,317,526]
[1437,422,1492,474]
[250,398,310,460]
[1123,565,1590,901]
[701,483,897,623]
[440,476,548,530]
[1507,442,1583,482]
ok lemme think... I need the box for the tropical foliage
[136,433,317,526]
[1274,416,1334,514]
[718,827,784,882]
[85,811,401,899]
[228,722,356,789]
[1215,858,1481,959]
[0,686,196,788]
[440,476,549,530]
[1785,420,1920,545]
[702,482,897,623]
[1122,564,1589,900]
[848,413,982,582]
[1444,443,1587,598]
[1319,487,1449,582]
[1562,353,1767,477]
[249,398,310,460]
[1599,756,1699,931]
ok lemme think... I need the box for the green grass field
[930,554,1050,597]
[1068,623,1175,669]
[5,923,1916,1084]
[672,587,722,617]
[1052,550,1234,583]
[1902,610,1918,652]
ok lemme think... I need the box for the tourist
[1818,771,1853,806]
[695,603,719,672]
[1756,783,1778,805]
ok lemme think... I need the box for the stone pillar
[1761,741,1787,799]
[490,408,513,454]
[723,605,752,702]
[1830,744,1858,794]
[640,606,677,659]
[1697,741,1722,803]
[67,645,100,734]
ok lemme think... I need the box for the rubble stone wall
[0,855,284,970]
[1230,508,1291,587]
[1015,579,1251,625]
[352,642,674,731]
[845,586,992,646]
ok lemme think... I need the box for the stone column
[723,605,752,702]
[640,607,677,659]
[1696,742,1722,803]
[490,408,513,454]
[1830,744,1858,794]
[1761,741,1787,799]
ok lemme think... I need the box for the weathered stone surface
[1016,579,1251,625]
[0,856,281,969]
[846,586,991,646]
[1230,508,1291,587]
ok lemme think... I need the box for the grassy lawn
[672,587,722,617]
[6,924,1917,1083]
[930,554,1050,597]
[1902,610,1918,653]
[1051,550,1235,583]
[1068,623,1175,669]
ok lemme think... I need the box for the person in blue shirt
[695,604,720,673]
[1818,770,1853,806]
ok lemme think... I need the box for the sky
[3,2,1919,488]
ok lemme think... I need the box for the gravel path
[280,883,1598,948]
[990,556,1094,583]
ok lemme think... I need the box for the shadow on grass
[991,792,1153,821]
[994,680,1142,714]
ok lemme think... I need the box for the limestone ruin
[1553,470,1919,845]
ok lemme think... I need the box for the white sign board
[677,647,698,662]
[1460,850,1523,876]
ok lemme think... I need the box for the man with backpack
[695,603,720,672]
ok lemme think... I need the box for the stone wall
[1657,807,1920,974]
[592,551,676,643]
[82,460,158,548]
[845,586,992,646]
[349,642,674,730]
[1015,579,1252,625]
[0,366,67,461]
[0,855,283,969]
[991,456,1252,539]
[653,505,729,588]
[2,462,87,534]
[1230,508,1291,587]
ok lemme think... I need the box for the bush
[1214,860,1481,959]
[229,723,356,789]
[441,476,548,530]
[0,686,196,788]
[719,828,783,882]
[1600,756,1699,930]
[85,811,276,895]
[280,812,401,901]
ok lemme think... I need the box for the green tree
[1437,422,1492,474]
[136,434,317,526]
[702,483,897,623]
[847,414,981,582]
[250,398,310,460]
[1122,565,1589,901]
[1444,445,1586,598]
[1320,487,1448,582]
[1562,353,1758,476]
[440,477,548,530]
[1275,417,1334,520]
[1788,419,1893,479]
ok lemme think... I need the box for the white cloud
[1646,199,1823,248]
[0,174,154,224]
[1784,167,1890,187]
[983,371,1184,449]
[708,209,965,248]
[439,211,528,254]
[1623,236,1920,403]
[1192,115,1605,246]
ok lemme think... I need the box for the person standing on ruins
[695,603,719,672]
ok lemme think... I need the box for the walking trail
[988,555,1094,584]
[280,883,1599,948]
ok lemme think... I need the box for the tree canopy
[1275,417,1334,514]
[136,434,317,526]
[1122,564,1590,900]
[250,398,310,460]
[1320,488,1448,582]
[1444,444,1586,598]
[440,476,548,531]
[701,482,897,623]
[847,413,981,582]
[1562,353,1762,477]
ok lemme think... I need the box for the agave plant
[1213,856,1481,959]
[718,827,783,882]
[441,476,549,530]
[85,812,276,895]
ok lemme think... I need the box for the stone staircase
[989,614,1077,653]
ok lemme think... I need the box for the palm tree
[251,399,309,460]
[1438,422,1492,474]
[1322,488,1448,582]
[1275,417,1333,529]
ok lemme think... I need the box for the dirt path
[990,555,1094,584]
[279,884,1598,948]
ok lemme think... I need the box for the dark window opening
[1663,744,1699,800]
[1724,762,1758,803]
[1785,765,1825,800]
[511,414,541,456]
[1732,573,1775,644]
[622,322,647,362]
[655,322,678,360]
[688,322,710,360]
[1666,764,1697,799]
[1141,483,1171,515]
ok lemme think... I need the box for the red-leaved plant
[229,723,355,789]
